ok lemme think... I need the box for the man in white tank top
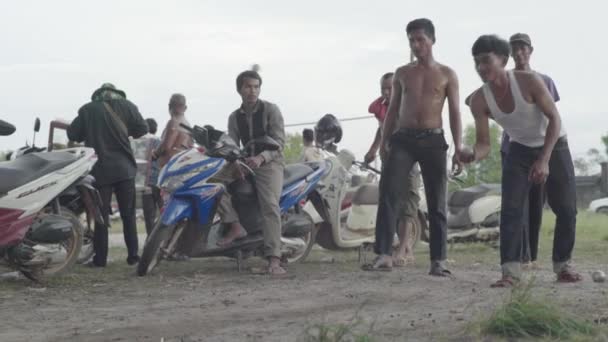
[461,35,582,287]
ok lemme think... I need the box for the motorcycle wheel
[76,214,95,264]
[137,222,171,276]
[283,225,318,264]
[27,207,84,277]
[409,212,422,249]
[77,228,94,264]
[137,221,187,276]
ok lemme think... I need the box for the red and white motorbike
[0,119,99,280]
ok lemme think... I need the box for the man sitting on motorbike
[226,69,287,275]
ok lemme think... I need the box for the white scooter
[418,177,501,243]
[0,119,98,280]
[305,147,423,254]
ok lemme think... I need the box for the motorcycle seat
[0,151,78,195]
[351,184,379,205]
[448,184,501,208]
[283,163,315,185]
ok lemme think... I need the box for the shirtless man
[463,35,581,287]
[363,18,463,276]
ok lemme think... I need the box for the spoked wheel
[137,221,186,276]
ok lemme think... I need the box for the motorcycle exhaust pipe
[27,215,73,244]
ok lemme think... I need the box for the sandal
[557,269,583,283]
[361,257,392,272]
[429,263,452,277]
[491,276,517,288]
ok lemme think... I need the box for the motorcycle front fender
[160,197,193,226]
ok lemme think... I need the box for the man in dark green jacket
[68,83,148,267]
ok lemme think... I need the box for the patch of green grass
[540,211,608,260]
[477,281,598,340]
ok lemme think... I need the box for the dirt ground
[1,238,608,342]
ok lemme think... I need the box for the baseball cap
[509,33,532,47]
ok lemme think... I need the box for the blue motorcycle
[137,125,329,276]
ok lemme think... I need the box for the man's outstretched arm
[465,90,491,162]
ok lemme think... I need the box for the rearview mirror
[0,119,16,136]
[34,118,41,132]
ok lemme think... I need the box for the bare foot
[217,222,247,247]
[393,253,415,267]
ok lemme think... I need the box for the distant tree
[460,123,503,187]
[602,133,608,156]
[283,132,303,164]
[574,148,605,176]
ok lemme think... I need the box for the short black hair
[472,35,511,60]
[146,118,157,134]
[381,72,394,81]
[302,128,314,143]
[406,18,435,42]
[236,70,263,92]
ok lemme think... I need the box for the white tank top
[481,70,566,148]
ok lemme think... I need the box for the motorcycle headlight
[160,160,221,193]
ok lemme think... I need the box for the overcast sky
[1,0,605,160]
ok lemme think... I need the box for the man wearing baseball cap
[505,33,561,270]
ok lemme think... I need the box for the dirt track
[2,246,607,342]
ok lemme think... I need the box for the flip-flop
[557,270,583,283]
[491,276,517,288]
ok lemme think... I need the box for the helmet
[314,114,342,147]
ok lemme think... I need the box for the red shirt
[368,96,388,123]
